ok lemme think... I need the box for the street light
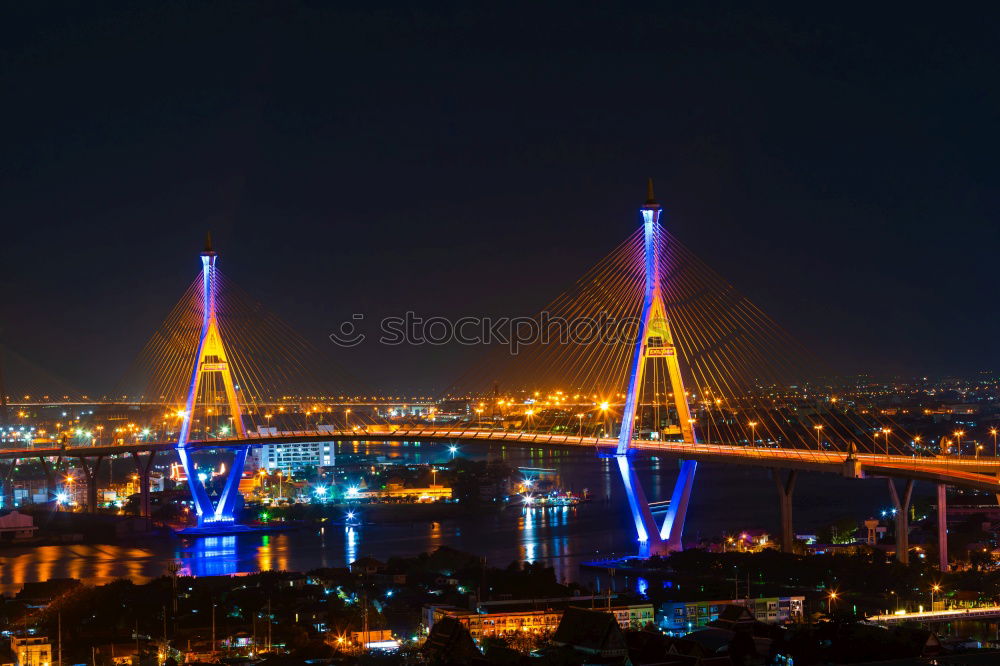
[882,428,891,456]
[931,584,941,608]
[814,424,824,451]
[954,430,965,458]
[747,421,758,448]
[577,413,584,438]
[828,591,838,614]
[991,428,998,457]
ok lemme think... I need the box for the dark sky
[2,3,998,394]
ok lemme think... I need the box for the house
[550,607,628,660]
[0,512,37,541]
[422,616,486,665]
[8,636,52,666]
[350,557,385,575]
[712,604,756,631]
[625,630,733,665]
[685,627,764,663]
[16,578,82,608]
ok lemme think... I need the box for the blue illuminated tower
[176,234,251,527]
[616,181,698,553]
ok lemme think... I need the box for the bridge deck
[3,427,1000,491]
[869,606,1000,624]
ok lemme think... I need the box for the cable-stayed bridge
[0,184,988,570]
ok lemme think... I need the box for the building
[9,636,51,666]
[660,596,804,632]
[251,440,334,472]
[425,597,655,640]
[349,482,452,502]
[0,512,37,542]
[422,616,483,664]
[550,607,628,660]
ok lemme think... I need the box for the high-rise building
[251,440,334,472]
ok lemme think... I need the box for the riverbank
[251,500,484,525]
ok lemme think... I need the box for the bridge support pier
[937,483,949,572]
[887,478,914,564]
[131,452,156,518]
[772,469,797,553]
[1,459,16,509]
[37,456,61,503]
[617,455,663,553]
[661,460,697,551]
[617,456,697,555]
[77,456,104,513]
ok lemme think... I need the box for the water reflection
[0,441,904,594]
[345,527,357,564]
[190,536,238,577]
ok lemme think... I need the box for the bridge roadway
[869,605,1000,624]
[3,426,1000,492]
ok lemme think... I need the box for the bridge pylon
[616,181,698,554]
[176,234,251,528]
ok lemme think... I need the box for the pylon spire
[204,231,215,254]
[645,178,659,207]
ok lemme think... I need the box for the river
[0,440,912,593]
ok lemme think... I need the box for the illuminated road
[4,426,1000,491]
[869,606,1000,624]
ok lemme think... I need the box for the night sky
[2,4,998,394]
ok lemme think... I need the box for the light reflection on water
[0,441,907,594]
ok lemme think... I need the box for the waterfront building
[251,439,334,471]
[0,511,37,542]
[349,482,451,502]
[424,597,655,639]
[659,596,804,632]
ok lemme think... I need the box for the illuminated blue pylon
[176,234,250,527]
[616,181,697,554]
